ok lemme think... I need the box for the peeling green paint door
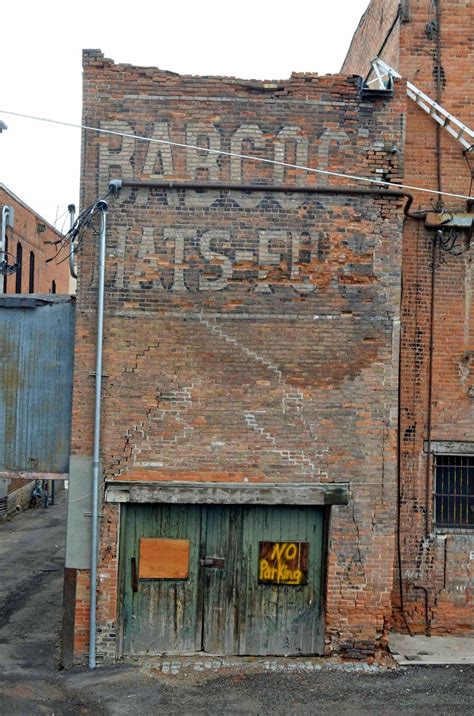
[120,503,324,656]
[199,506,242,654]
[120,504,202,655]
[235,505,324,655]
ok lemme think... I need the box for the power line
[53,207,70,230]
[1,108,473,201]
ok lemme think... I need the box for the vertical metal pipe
[396,265,413,636]
[435,0,443,204]
[1,205,11,294]
[413,585,431,636]
[68,204,77,280]
[425,233,438,539]
[89,200,108,670]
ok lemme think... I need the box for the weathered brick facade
[0,184,70,296]
[63,49,410,664]
[344,0,473,636]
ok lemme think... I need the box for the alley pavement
[0,496,473,715]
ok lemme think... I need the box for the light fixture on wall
[0,251,19,276]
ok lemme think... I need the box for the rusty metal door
[120,503,324,656]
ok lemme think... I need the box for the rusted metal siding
[0,295,75,473]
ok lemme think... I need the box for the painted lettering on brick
[99,121,351,191]
[117,227,344,293]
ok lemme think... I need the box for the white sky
[0,0,368,227]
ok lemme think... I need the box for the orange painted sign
[139,538,190,579]
[258,541,308,586]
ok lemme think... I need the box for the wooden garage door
[120,503,324,656]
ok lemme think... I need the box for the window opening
[29,251,35,293]
[15,242,22,294]
[434,455,473,529]
[51,280,56,294]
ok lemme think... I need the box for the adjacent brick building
[343,0,473,635]
[0,184,70,296]
[63,49,410,664]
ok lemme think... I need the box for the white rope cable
[1,108,473,201]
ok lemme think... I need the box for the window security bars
[434,455,474,529]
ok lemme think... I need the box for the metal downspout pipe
[68,204,77,280]
[89,200,108,669]
[1,205,13,294]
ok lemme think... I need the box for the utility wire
[45,185,115,264]
[53,207,70,230]
[1,108,473,202]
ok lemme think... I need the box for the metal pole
[1,205,13,294]
[68,204,77,280]
[89,200,108,670]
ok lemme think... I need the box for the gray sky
[1,0,368,228]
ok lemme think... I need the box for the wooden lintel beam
[105,481,349,506]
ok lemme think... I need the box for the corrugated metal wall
[0,296,75,473]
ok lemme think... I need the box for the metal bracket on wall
[370,58,474,152]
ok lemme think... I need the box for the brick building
[343,0,473,635]
[0,184,70,296]
[63,0,473,667]
[63,48,410,664]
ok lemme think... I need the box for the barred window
[434,455,474,529]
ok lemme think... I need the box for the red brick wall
[68,50,407,662]
[0,186,70,295]
[74,570,91,658]
[342,0,401,77]
[397,0,473,636]
[342,0,474,636]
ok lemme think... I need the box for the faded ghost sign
[98,120,349,191]
[110,224,374,293]
[98,119,377,296]
[258,541,308,586]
